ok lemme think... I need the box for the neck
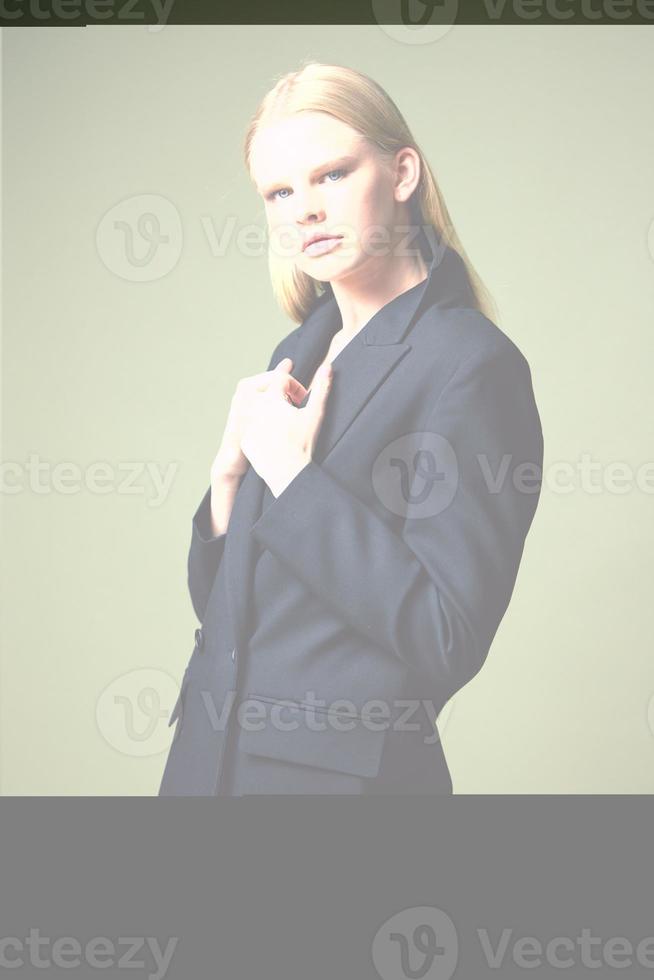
[329,250,429,341]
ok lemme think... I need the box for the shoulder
[266,325,303,369]
[409,306,541,447]
[411,304,534,380]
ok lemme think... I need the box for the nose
[295,195,325,227]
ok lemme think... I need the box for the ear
[393,146,421,204]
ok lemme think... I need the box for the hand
[240,358,333,497]
[210,357,307,482]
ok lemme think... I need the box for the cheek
[355,178,393,224]
[350,186,394,250]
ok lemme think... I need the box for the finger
[284,376,309,404]
[266,366,308,405]
[253,357,293,392]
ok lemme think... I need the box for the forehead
[250,112,367,185]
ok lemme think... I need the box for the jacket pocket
[237,694,388,779]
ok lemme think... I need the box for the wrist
[268,454,311,498]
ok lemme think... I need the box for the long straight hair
[244,61,498,326]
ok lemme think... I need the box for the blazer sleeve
[187,486,227,623]
[250,340,544,699]
[187,336,294,623]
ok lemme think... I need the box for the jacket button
[194,627,204,652]
[231,647,237,663]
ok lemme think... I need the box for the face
[250,111,414,284]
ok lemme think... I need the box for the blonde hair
[244,61,498,326]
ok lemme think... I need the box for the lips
[302,234,342,251]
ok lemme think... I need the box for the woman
[158,62,543,796]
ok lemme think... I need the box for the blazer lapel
[222,232,473,655]
[221,294,340,655]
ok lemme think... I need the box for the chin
[297,244,361,284]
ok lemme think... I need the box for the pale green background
[2,26,653,795]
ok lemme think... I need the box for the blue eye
[324,168,347,182]
[267,167,348,202]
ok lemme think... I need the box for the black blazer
[158,233,544,795]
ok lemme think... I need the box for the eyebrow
[258,154,359,197]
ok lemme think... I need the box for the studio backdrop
[2,25,652,794]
